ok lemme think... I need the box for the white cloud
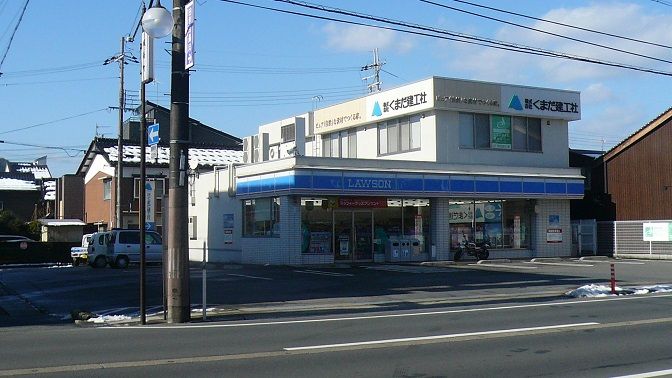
[445,2,672,84]
[582,83,614,105]
[322,23,414,53]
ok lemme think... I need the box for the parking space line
[468,263,538,270]
[525,261,594,267]
[226,274,273,281]
[294,270,354,277]
[580,260,645,265]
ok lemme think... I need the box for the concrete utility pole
[116,36,126,229]
[166,0,190,323]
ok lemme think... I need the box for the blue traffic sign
[147,124,160,146]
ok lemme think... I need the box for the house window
[103,178,111,201]
[378,115,421,155]
[281,124,296,142]
[243,197,280,237]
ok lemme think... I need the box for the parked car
[88,229,163,269]
[87,232,111,268]
[70,233,93,266]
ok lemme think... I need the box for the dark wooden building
[601,107,672,220]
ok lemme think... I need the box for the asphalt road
[2,257,672,326]
[1,291,672,377]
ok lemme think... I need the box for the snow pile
[46,264,73,269]
[87,315,132,324]
[566,284,672,298]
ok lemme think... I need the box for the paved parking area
[2,257,672,326]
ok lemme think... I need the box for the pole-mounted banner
[185,0,195,69]
[142,32,154,84]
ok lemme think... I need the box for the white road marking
[101,293,672,330]
[612,369,672,378]
[226,273,273,281]
[283,322,599,350]
[365,265,449,274]
[525,261,594,267]
[468,263,538,270]
[581,260,645,265]
[293,270,353,277]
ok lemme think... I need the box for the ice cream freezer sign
[643,222,672,242]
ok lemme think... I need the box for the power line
[0,0,29,74]
[0,76,117,86]
[650,0,672,7]
[448,0,672,50]
[0,108,109,135]
[0,60,104,78]
[263,0,672,77]
[419,0,672,64]
[0,140,85,157]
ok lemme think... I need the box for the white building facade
[189,76,583,265]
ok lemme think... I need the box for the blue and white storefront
[189,76,583,265]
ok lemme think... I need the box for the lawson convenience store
[194,76,583,265]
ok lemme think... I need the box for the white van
[88,230,163,269]
[87,232,111,268]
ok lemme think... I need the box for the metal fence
[613,220,672,256]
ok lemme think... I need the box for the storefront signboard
[313,98,366,135]
[491,115,512,149]
[366,79,434,123]
[546,228,563,243]
[643,222,672,242]
[501,85,581,121]
[338,197,388,208]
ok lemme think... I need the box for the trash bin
[385,239,401,262]
[399,239,411,261]
[410,239,425,261]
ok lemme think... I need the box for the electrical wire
[419,0,672,64]
[0,76,118,86]
[0,140,85,157]
[250,0,672,77]
[0,108,109,135]
[1,60,104,78]
[0,0,29,72]
[448,0,672,50]
[650,0,672,7]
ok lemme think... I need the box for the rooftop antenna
[361,48,385,93]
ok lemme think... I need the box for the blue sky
[1,0,671,177]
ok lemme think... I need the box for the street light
[139,0,173,325]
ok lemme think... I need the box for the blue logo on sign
[372,101,383,117]
[508,95,523,111]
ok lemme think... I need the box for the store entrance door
[334,211,373,262]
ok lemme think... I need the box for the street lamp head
[141,0,174,39]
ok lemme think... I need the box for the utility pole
[116,37,126,229]
[361,48,385,93]
[167,0,190,323]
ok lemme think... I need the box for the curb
[477,259,511,264]
[615,254,672,261]
[579,256,610,261]
[530,257,563,263]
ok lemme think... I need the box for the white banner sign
[145,181,155,229]
[643,222,672,242]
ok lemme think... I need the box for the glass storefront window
[243,197,280,237]
[449,199,531,251]
[299,197,431,256]
[300,198,332,254]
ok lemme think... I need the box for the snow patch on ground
[566,284,672,298]
[87,315,132,323]
[45,264,73,269]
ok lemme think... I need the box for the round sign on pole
[19,241,28,250]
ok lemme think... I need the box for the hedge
[0,242,78,265]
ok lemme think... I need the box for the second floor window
[378,115,421,155]
[460,112,542,152]
[322,129,357,158]
[281,124,296,142]
[103,178,111,201]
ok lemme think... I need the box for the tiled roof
[104,145,243,168]
[0,177,40,191]
[11,163,51,179]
